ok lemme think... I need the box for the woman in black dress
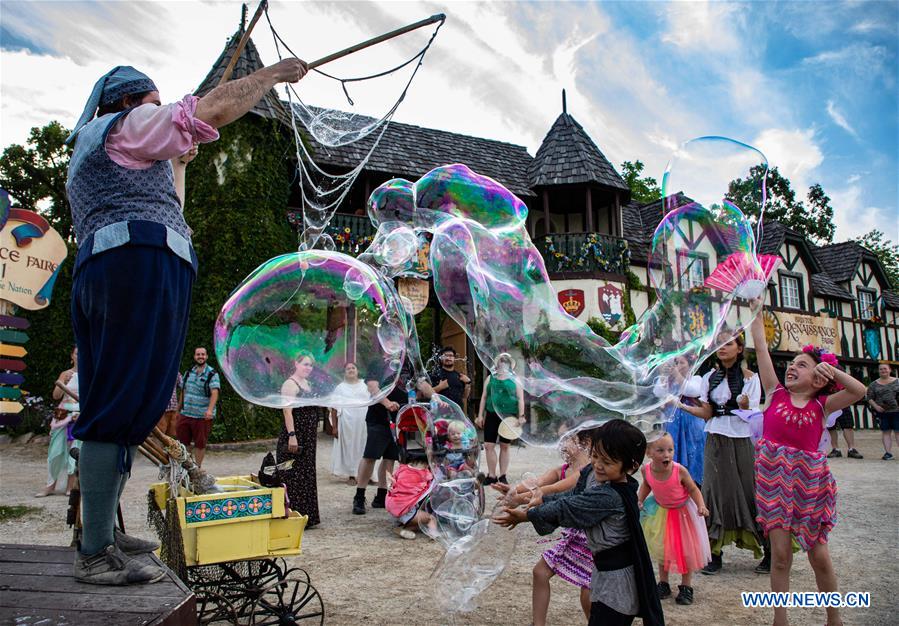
[276,350,320,527]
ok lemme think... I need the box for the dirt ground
[1,429,895,625]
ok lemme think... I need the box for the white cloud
[660,2,744,53]
[830,182,888,240]
[826,100,859,139]
[753,128,824,194]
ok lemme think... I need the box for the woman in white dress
[329,363,371,484]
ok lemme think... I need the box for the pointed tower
[528,90,630,239]
[194,23,288,123]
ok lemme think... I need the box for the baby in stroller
[436,419,479,478]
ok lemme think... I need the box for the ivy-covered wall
[182,115,297,442]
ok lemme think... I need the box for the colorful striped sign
[0,345,26,358]
[0,315,29,329]
[0,329,28,344]
[0,372,24,385]
[0,401,23,414]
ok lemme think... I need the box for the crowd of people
[40,54,897,624]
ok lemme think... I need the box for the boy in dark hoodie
[494,419,664,626]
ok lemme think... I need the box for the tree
[725,164,835,244]
[0,121,74,242]
[621,160,661,204]
[854,229,899,288]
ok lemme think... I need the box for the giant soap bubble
[214,250,409,408]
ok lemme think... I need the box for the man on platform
[177,347,221,467]
[66,59,307,585]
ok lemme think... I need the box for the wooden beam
[542,189,551,235]
[585,187,594,232]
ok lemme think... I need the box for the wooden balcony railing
[535,232,630,275]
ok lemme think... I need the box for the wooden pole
[308,14,445,69]
[218,0,269,86]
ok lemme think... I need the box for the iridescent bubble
[214,250,405,408]
[368,178,415,227]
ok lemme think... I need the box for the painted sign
[558,289,585,318]
[764,310,841,355]
[597,284,624,325]
[397,277,429,315]
[682,299,711,338]
[0,193,68,310]
[398,232,431,279]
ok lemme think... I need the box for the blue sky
[1,0,896,242]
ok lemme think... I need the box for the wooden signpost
[0,190,68,427]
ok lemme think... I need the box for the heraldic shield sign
[558,288,585,318]
[597,284,623,325]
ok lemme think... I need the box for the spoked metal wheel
[248,566,324,625]
[188,559,287,624]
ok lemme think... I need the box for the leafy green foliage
[621,160,661,204]
[183,116,298,442]
[726,165,835,244]
[854,229,899,289]
[0,505,41,521]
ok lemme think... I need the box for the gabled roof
[620,193,694,265]
[194,28,288,123]
[528,113,630,193]
[758,220,823,273]
[813,240,896,295]
[294,106,535,197]
[810,273,853,301]
[811,242,861,283]
[883,290,899,310]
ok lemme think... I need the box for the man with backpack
[176,347,220,466]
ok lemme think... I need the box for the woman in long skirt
[276,351,321,527]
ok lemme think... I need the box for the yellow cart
[149,475,323,625]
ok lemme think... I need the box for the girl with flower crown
[750,309,865,626]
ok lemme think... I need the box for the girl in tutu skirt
[492,432,593,626]
[750,311,864,626]
[639,432,710,605]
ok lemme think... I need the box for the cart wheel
[248,566,324,625]
[194,588,241,625]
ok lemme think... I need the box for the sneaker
[394,527,416,540]
[114,529,159,556]
[371,489,387,509]
[701,553,722,575]
[847,448,863,459]
[675,585,694,605]
[74,545,166,586]
[754,553,771,574]
[352,496,366,515]
[483,476,498,486]
[656,581,672,599]
[827,449,842,458]
[882,452,894,460]
[498,475,509,485]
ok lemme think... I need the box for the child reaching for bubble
[493,420,664,626]
[750,307,865,626]
[493,432,593,626]
[638,432,710,606]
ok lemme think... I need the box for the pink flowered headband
[801,344,840,368]
[801,345,843,392]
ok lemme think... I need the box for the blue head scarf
[65,66,158,144]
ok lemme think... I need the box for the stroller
[393,403,430,464]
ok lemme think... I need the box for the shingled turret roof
[528,111,630,193]
[194,27,288,123]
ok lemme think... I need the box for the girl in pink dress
[638,433,710,606]
[750,311,865,626]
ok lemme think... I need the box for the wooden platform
[0,543,196,625]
